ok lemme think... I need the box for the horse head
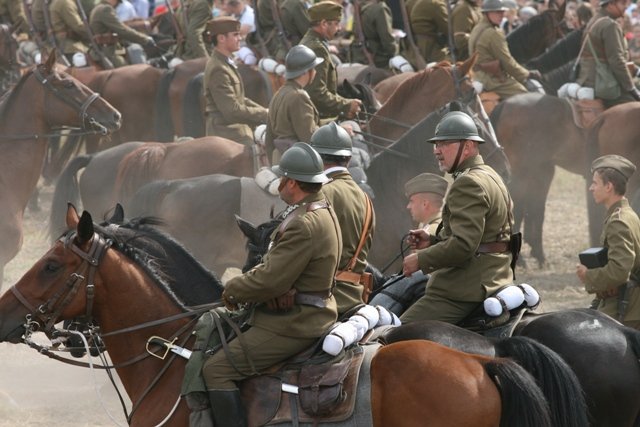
[339,79,381,115]
[29,53,121,135]
[236,215,282,273]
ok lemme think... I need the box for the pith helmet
[481,0,509,12]
[428,111,485,143]
[285,45,324,80]
[310,122,352,156]
[272,142,329,183]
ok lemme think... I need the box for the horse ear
[77,211,95,243]
[66,203,80,229]
[235,215,257,239]
[43,50,56,74]
[459,54,477,77]
[363,72,372,87]
[107,204,125,224]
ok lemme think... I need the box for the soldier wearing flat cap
[203,16,268,145]
[300,1,362,121]
[405,172,449,235]
[577,154,640,329]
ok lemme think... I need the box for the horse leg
[524,163,555,267]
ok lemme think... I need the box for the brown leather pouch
[298,357,351,416]
[360,272,373,303]
[474,59,503,79]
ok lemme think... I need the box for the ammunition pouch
[298,354,351,416]
[335,270,373,303]
[509,232,522,279]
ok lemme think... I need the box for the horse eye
[43,261,61,274]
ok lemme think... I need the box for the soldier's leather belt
[335,270,362,285]
[477,241,510,254]
[94,33,120,45]
[295,291,331,308]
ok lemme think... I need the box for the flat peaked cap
[405,173,449,198]
[309,1,343,21]
[591,154,637,180]
[206,16,241,35]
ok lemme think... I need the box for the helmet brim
[285,57,325,80]
[427,135,486,143]
[272,165,330,184]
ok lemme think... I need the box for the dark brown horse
[0,53,120,285]
[0,205,559,426]
[48,137,258,238]
[490,92,588,265]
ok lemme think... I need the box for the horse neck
[92,250,192,404]
[0,77,50,207]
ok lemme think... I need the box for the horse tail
[113,145,168,206]
[127,179,173,218]
[484,359,552,427]
[49,154,92,241]
[154,68,176,142]
[495,336,589,427]
[182,72,205,138]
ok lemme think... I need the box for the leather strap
[477,241,510,253]
[341,194,374,277]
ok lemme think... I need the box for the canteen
[484,285,525,316]
[259,57,279,73]
[472,80,484,94]
[236,46,257,65]
[72,52,87,68]
[577,87,595,100]
[389,55,414,73]
[518,283,541,308]
[566,82,581,99]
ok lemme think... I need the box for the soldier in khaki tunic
[265,45,322,163]
[300,1,361,121]
[254,0,309,61]
[401,111,513,324]
[452,0,481,61]
[204,16,268,145]
[577,155,640,330]
[89,0,154,67]
[175,0,213,59]
[311,122,375,315]
[409,0,449,64]
[0,0,29,35]
[350,0,397,68]
[203,143,341,426]
[50,0,92,60]
[281,0,310,47]
[468,0,540,100]
[577,0,640,107]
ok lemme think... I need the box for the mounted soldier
[49,0,92,64]
[175,0,213,59]
[349,0,398,68]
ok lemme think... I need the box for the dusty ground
[0,167,593,426]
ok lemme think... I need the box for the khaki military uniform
[31,0,48,42]
[422,211,442,236]
[0,0,28,34]
[468,16,528,99]
[203,191,341,389]
[176,0,212,60]
[281,0,310,48]
[265,80,319,160]
[89,1,149,68]
[584,199,640,327]
[204,49,268,145]
[322,168,375,315]
[300,29,352,120]
[50,0,91,55]
[350,0,397,68]
[408,0,449,64]
[401,155,513,324]
[578,9,636,108]
[451,0,481,61]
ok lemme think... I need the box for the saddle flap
[241,375,284,427]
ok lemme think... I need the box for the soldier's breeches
[202,326,316,390]
[400,292,479,324]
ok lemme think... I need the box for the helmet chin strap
[448,140,466,173]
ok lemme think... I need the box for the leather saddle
[240,345,366,426]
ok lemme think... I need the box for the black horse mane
[507,6,564,64]
[527,28,582,73]
[86,216,225,308]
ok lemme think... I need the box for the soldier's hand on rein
[406,229,430,250]
[402,253,420,277]
[345,99,362,119]
[222,291,239,311]
[528,69,543,82]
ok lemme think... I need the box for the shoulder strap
[575,17,608,65]
[274,200,329,243]
[345,193,374,272]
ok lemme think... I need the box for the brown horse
[48,137,258,238]
[371,340,553,427]
[0,205,555,426]
[0,53,120,285]
[489,92,587,265]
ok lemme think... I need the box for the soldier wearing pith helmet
[401,110,514,325]
[300,1,362,120]
[203,142,341,426]
[203,16,268,145]
[311,122,376,312]
[265,45,323,163]
[577,154,640,330]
